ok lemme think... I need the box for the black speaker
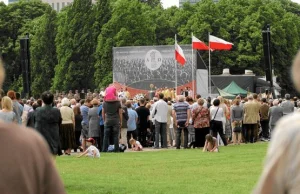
[20,35,31,95]
[262,25,272,82]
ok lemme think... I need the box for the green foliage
[0,1,51,92]
[9,75,23,93]
[140,0,162,8]
[1,0,300,95]
[53,0,96,91]
[101,71,113,88]
[94,0,155,88]
[30,9,57,97]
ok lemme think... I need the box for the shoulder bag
[232,109,242,132]
[210,107,219,131]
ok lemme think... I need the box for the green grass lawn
[56,143,268,194]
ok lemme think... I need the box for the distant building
[0,0,95,12]
[42,0,97,12]
[42,0,73,12]
[179,0,219,8]
[0,0,20,5]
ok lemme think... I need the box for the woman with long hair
[217,96,229,133]
[0,96,17,123]
[203,134,218,152]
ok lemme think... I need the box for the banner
[113,45,195,95]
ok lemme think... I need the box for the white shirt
[100,91,105,97]
[151,99,168,123]
[87,145,100,158]
[135,141,143,149]
[23,104,32,112]
[210,106,225,122]
[118,91,125,98]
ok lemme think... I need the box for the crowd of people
[2,50,300,194]
[1,82,297,156]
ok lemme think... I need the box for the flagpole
[208,32,211,97]
[191,32,195,98]
[175,34,178,96]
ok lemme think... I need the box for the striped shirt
[173,102,190,122]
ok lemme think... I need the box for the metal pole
[266,26,274,98]
[192,32,195,98]
[175,34,178,96]
[208,32,211,97]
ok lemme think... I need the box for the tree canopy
[0,0,300,96]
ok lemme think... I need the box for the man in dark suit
[34,91,62,157]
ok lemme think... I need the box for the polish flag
[175,42,186,66]
[192,36,210,50]
[209,35,233,50]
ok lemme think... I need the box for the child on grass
[129,138,143,151]
[203,134,219,152]
[77,138,100,158]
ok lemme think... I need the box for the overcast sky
[161,0,300,8]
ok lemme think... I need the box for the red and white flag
[192,36,210,50]
[209,35,233,50]
[175,42,186,66]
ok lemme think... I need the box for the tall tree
[30,9,57,97]
[93,0,111,35]
[0,1,50,92]
[94,0,155,88]
[53,0,95,91]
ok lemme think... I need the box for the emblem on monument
[145,49,162,71]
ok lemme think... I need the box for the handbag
[233,125,242,133]
[233,121,242,132]
[210,107,219,131]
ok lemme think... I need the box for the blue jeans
[102,124,120,152]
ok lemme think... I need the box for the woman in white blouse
[209,98,227,146]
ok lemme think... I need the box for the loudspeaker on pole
[20,34,31,97]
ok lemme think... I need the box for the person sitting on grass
[77,138,100,158]
[129,138,143,151]
[203,134,218,152]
